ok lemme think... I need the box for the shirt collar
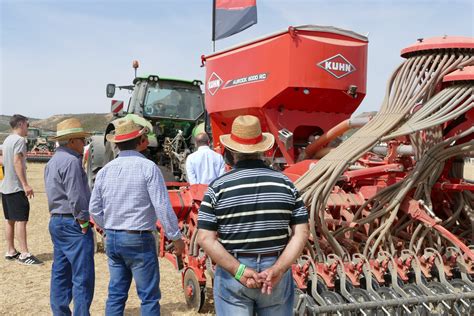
[198,145,210,151]
[118,150,146,158]
[234,159,267,169]
[57,146,82,158]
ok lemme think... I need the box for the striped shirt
[197,159,308,254]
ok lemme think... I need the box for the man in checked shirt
[89,119,185,315]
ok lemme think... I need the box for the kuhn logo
[207,72,223,96]
[317,54,356,79]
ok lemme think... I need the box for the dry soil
[0,163,215,315]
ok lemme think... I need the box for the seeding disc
[400,36,474,58]
[183,269,205,312]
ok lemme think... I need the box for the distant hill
[0,115,40,133]
[31,113,113,133]
[0,114,111,143]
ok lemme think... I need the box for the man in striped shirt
[197,115,309,315]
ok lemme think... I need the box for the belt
[51,214,74,218]
[234,251,280,258]
[109,229,153,235]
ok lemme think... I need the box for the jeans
[105,230,161,316]
[214,255,295,316]
[49,216,95,316]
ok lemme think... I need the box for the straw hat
[106,118,147,143]
[220,115,274,153]
[52,118,91,141]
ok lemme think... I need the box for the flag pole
[212,0,216,52]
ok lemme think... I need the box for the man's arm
[63,160,91,232]
[259,223,309,294]
[185,157,197,184]
[13,153,33,198]
[197,229,260,288]
[89,171,105,229]
[147,165,184,254]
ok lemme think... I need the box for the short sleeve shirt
[0,134,27,194]
[197,159,308,254]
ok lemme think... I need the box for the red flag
[213,0,257,41]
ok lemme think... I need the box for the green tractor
[85,64,206,188]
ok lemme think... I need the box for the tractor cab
[96,70,206,183]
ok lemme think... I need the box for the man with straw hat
[89,118,184,314]
[197,115,309,315]
[44,117,94,315]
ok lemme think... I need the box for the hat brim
[51,131,92,141]
[220,133,275,154]
[106,128,146,143]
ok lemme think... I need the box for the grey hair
[58,140,69,147]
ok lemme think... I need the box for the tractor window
[143,82,204,120]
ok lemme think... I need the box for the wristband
[80,221,89,229]
[234,263,246,281]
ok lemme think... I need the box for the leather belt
[110,229,153,235]
[234,251,280,258]
[51,214,74,218]
[125,230,152,235]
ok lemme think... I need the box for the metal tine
[452,302,462,316]
[402,304,411,313]
[329,254,367,316]
[460,298,470,308]
[440,299,451,310]
[422,302,431,311]
[380,306,391,316]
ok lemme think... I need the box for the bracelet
[80,221,90,229]
[234,263,246,281]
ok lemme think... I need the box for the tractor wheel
[183,269,205,312]
[86,142,101,190]
[104,140,118,165]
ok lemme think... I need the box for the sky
[1,0,473,119]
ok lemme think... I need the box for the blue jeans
[49,216,95,316]
[214,255,295,316]
[105,230,161,316]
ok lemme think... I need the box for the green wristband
[80,221,90,229]
[234,263,246,281]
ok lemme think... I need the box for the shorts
[2,191,30,221]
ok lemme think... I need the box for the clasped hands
[238,266,284,295]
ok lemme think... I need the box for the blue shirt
[89,150,181,240]
[44,146,91,221]
[185,146,225,185]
